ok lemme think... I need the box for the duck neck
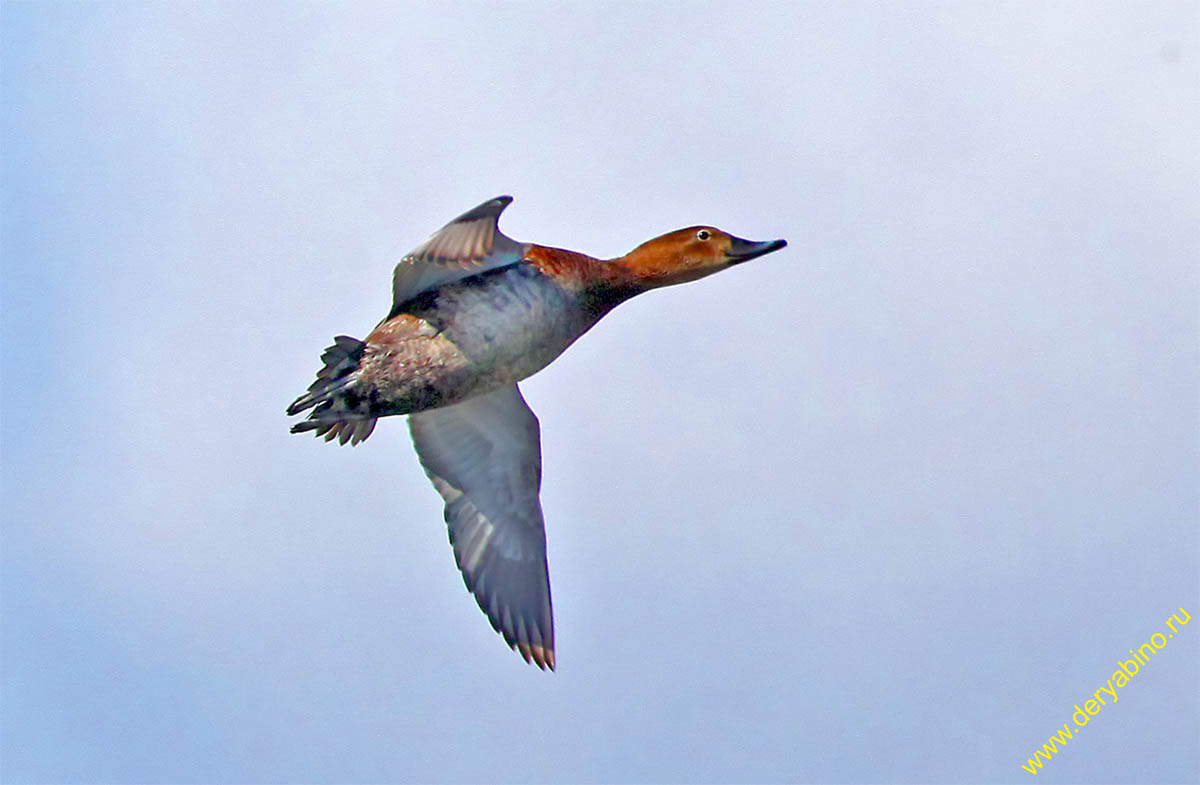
[606,244,704,292]
[523,243,645,319]
[580,259,645,318]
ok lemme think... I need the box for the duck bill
[726,236,788,264]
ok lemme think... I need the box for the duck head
[614,226,787,290]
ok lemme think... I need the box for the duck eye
[696,229,711,241]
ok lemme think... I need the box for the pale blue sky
[2,2,1197,783]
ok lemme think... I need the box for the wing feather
[409,385,555,670]
[390,196,527,315]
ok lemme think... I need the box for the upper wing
[408,385,555,669]
[390,195,527,315]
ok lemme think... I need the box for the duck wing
[389,195,527,316]
[408,384,555,669]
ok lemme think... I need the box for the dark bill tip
[726,236,787,263]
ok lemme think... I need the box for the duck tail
[287,336,378,446]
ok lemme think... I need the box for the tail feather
[291,415,378,446]
[287,335,365,416]
[287,335,378,446]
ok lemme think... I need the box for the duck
[287,196,786,670]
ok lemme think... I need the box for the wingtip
[459,195,513,221]
[515,642,555,671]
